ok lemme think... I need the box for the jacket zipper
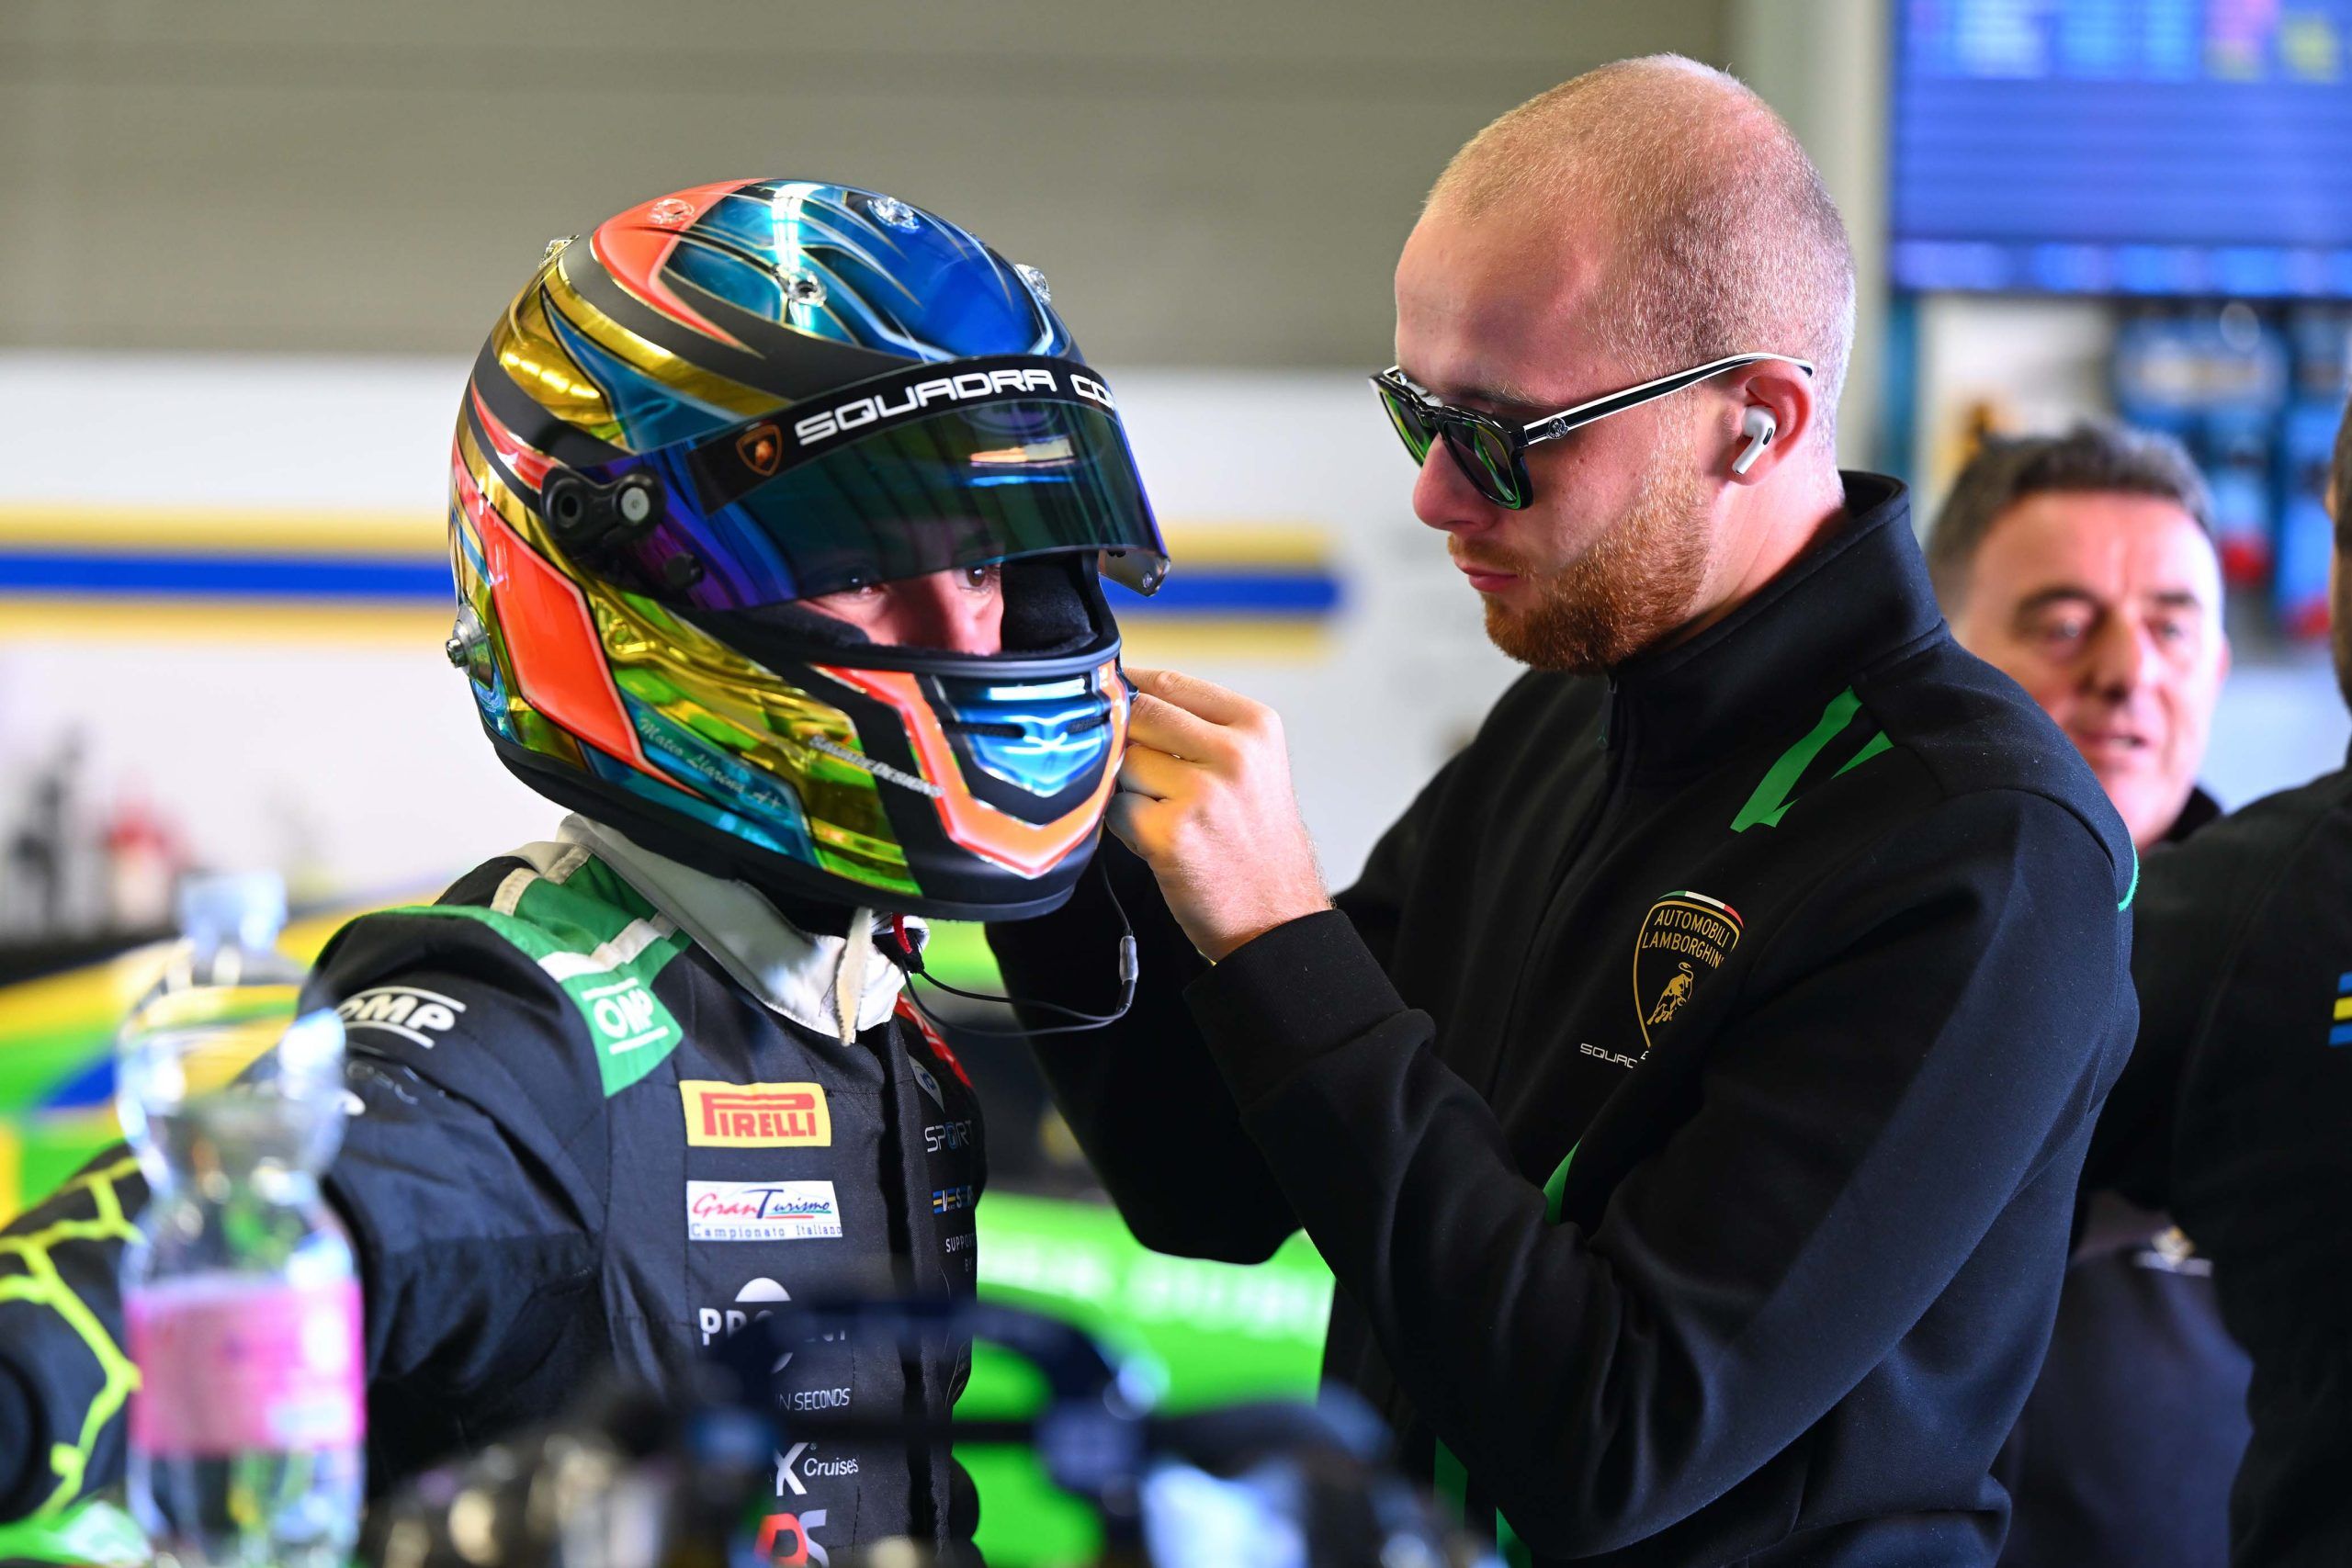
[1478,677,1637,1100]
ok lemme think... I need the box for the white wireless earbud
[1732,407,1778,476]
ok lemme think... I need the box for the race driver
[989,58,2139,1565]
[0,180,1162,1565]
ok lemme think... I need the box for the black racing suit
[2087,750,2352,1567]
[991,473,2141,1566]
[0,818,987,1564]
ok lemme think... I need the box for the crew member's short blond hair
[1432,55,1855,452]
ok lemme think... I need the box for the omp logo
[681,1082,831,1148]
[754,1509,830,1567]
[696,1276,788,1346]
[335,987,465,1048]
[582,976,663,1055]
[687,1180,842,1242]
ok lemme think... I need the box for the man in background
[2085,400,2352,1565]
[1928,423,2247,1568]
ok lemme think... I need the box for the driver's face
[801,563,1005,653]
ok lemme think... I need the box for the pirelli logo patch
[680,1081,832,1148]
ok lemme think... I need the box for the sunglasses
[1371,352,1815,510]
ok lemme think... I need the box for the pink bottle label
[128,1276,364,1455]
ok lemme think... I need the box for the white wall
[0,1,1727,368]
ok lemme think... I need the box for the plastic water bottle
[116,873,364,1568]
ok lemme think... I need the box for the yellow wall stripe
[0,507,1332,567]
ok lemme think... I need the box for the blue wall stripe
[0,554,452,600]
[2330,1023,2352,1047]
[1112,575,1340,615]
[0,551,1341,617]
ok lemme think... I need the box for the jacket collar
[546,815,920,1043]
[1607,472,1936,772]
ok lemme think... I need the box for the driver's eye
[963,563,1002,591]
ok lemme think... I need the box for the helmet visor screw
[866,194,921,231]
[446,605,488,671]
[1014,264,1052,305]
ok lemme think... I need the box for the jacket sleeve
[0,916,605,1522]
[985,756,1455,1263]
[1183,787,2132,1557]
[0,1147,151,1521]
[985,837,1296,1261]
[2085,812,2301,1213]
[309,918,609,1396]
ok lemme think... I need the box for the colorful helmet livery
[447,179,1167,919]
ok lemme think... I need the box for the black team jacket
[1995,787,2252,1568]
[2088,752,2352,1568]
[990,474,2140,1567]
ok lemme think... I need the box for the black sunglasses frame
[1372,351,1816,510]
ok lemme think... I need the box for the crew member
[2087,399,2352,1565]
[991,59,2138,1566]
[1928,423,2246,1568]
[0,180,1162,1566]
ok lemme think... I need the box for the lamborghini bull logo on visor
[444,177,1164,920]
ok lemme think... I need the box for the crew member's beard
[1478,431,1714,672]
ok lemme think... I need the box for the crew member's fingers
[1105,790,1166,857]
[1125,691,1235,765]
[1116,744,1195,802]
[1124,666,1261,728]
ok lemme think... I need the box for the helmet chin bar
[491,738,1105,926]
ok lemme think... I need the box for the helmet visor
[572,358,1167,611]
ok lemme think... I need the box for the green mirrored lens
[1471,424,1520,499]
[1444,422,1523,508]
[1378,384,1438,463]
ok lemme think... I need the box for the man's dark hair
[1926,422,2216,608]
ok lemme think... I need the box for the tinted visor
[575,357,1166,612]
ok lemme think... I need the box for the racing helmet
[446,180,1166,920]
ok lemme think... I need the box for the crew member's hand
[1109,667,1331,962]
